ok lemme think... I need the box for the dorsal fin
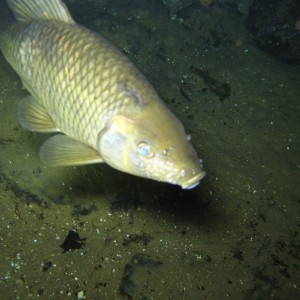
[7,0,75,24]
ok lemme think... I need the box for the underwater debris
[60,229,86,252]
[162,0,199,16]
[72,204,97,217]
[247,0,300,65]
[122,233,154,247]
[190,66,231,101]
[0,137,15,146]
[200,0,213,8]
[42,260,53,272]
[0,169,48,207]
[119,253,162,298]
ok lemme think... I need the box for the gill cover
[98,115,132,172]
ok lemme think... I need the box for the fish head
[97,102,205,189]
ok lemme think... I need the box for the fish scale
[18,22,138,147]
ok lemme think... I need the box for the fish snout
[179,169,206,189]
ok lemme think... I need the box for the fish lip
[181,171,206,189]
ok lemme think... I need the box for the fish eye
[138,142,154,158]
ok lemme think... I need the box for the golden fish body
[0,0,205,189]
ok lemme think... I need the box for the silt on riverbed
[0,0,299,299]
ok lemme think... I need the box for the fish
[0,0,206,189]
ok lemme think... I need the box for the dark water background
[0,0,299,299]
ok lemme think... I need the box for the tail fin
[7,0,75,24]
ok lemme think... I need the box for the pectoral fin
[17,96,58,132]
[40,135,103,167]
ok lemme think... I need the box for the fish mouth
[180,171,206,189]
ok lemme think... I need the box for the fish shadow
[63,165,223,229]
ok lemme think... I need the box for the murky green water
[0,0,299,299]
